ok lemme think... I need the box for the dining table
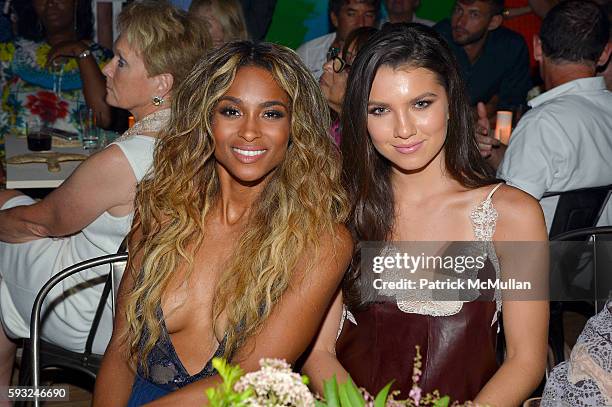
[4,133,92,189]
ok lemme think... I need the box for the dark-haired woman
[319,26,377,146]
[0,0,113,167]
[303,23,548,406]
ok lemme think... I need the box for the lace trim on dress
[341,183,505,329]
[114,109,171,142]
[395,183,504,319]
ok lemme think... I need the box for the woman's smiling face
[212,65,291,185]
[367,65,449,173]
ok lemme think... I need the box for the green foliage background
[265,0,455,49]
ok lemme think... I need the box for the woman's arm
[0,145,136,243]
[503,0,558,19]
[528,0,559,18]
[46,41,113,128]
[93,247,139,406]
[144,226,354,406]
[475,186,549,406]
[301,291,350,396]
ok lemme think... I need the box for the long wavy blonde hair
[124,41,349,368]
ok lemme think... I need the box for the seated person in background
[434,0,531,113]
[0,0,209,393]
[502,0,560,77]
[297,0,380,79]
[320,26,378,145]
[0,0,113,167]
[480,0,612,231]
[597,1,611,90]
[93,41,352,406]
[189,0,249,48]
[379,0,434,26]
[542,300,612,407]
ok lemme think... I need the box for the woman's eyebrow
[219,96,241,104]
[367,100,390,107]
[368,92,438,106]
[411,92,438,102]
[260,100,288,109]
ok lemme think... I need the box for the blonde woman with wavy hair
[189,0,249,47]
[94,41,352,406]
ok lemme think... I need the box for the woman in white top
[0,0,209,393]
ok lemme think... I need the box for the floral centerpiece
[206,346,459,407]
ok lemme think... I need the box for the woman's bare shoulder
[489,184,547,241]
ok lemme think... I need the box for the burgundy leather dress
[336,300,498,402]
[336,184,504,402]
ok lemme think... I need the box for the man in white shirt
[480,0,612,231]
[379,0,434,27]
[297,0,380,79]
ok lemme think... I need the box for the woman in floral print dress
[0,0,113,172]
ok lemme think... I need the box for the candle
[495,110,513,145]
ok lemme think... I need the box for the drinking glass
[26,117,52,152]
[79,107,99,150]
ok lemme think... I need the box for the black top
[434,19,531,109]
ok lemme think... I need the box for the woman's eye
[117,58,126,68]
[220,107,241,117]
[368,107,387,116]
[263,110,285,119]
[414,100,432,109]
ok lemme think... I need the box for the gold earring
[152,96,164,106]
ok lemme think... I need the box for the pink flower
[409,386,422,406]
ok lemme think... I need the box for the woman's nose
[395,112,417,139]
[239,115,260,141]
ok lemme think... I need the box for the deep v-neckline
[158,307,226,378]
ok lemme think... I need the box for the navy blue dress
[127,310,227,406]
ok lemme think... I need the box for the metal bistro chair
[548,226,612,367]
[547,185,612,239]
[22,252,128,407]
[545,185,611,366]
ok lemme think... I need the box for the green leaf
[344,378,365,407]
[337,382,353,407]
[433,395,450,407]
[373,382,393,407]
[323,376,340,407]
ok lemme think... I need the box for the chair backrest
[551,226,612,312]
[29,252,129,406]
[548,185,612,239]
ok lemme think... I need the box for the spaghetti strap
[486,182,504,201]
[470,183,504,242]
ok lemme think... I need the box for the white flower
[235,358,315,407]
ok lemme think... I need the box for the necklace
[115,109,171,142]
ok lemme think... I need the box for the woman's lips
[232,146,268,163]
[393,140,424,154]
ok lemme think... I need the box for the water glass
[79,107,99,150]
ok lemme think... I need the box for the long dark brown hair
[340,23,496,309]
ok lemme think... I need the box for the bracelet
[77,48,91,60]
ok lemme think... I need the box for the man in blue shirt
[435,0,531,111]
